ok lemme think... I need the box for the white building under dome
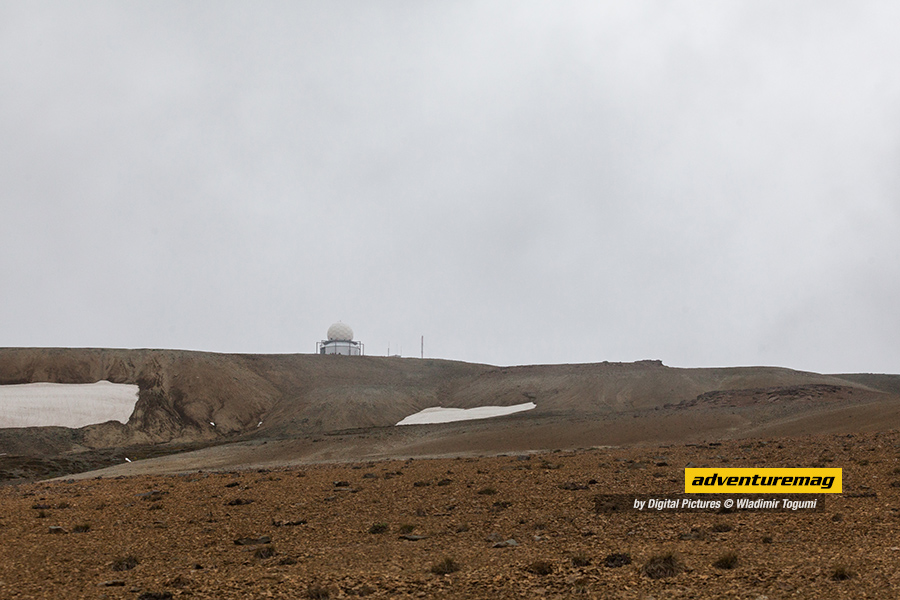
[317,322,364,355]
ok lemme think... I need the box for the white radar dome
[327,322,354,341]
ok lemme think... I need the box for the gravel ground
[1,430,898,599]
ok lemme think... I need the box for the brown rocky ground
[1,430,899,599]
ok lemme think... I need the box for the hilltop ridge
[1,347,899,479]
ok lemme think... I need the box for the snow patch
[396,402,536,425]
[0,381,139,429]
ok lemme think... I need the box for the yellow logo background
[684,468,842,493]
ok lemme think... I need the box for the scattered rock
[225,498,254,506]
[558,482,588,490]
[234,536,271,546]
[272,519,307,527]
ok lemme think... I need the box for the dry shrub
[111,555,139,572]
[368,522,388,534]
[642,552,683,579]
[306,585,331,599]
[571,553,591,567]
[526,560,554,576]
[713,551,738,569]
[430,557,460,575]
[831,565,854,581]
[604,553,632,568]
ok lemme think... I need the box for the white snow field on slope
[0,381,139,428]
[396,402,536,425]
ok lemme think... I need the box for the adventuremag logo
[685,468,841,493]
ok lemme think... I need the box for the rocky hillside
[1,348,899,474]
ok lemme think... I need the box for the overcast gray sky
[2,1,899,374]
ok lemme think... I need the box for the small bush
[526,560,554,576]
[831,565,854,581]
[368,522,388,534]
[642,552,683,579]
[412,480,430,487]
[572,577,589,594]
[477,487,497,495]
[167,575,191,588]
[398,524,415,534]
[430,557,460,575]
[711,522,732,533]
[254,545,276,559]
[713,551,738,569]
[35,510,48,519]
[225,498,253,506]
[571,553,591,567]
[137,593,173,600]
[111,555,139,571]
[604,553,632,568]
[679,528,705,541]
[436,478,452,486]
[73,523,91,533]
[306,585,331,599]
[761,535,773,544]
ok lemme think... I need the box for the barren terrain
[2,348,900,480]
[1,431,899,599]
[1,348,899,598]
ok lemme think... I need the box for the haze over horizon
[2,2,899,374]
